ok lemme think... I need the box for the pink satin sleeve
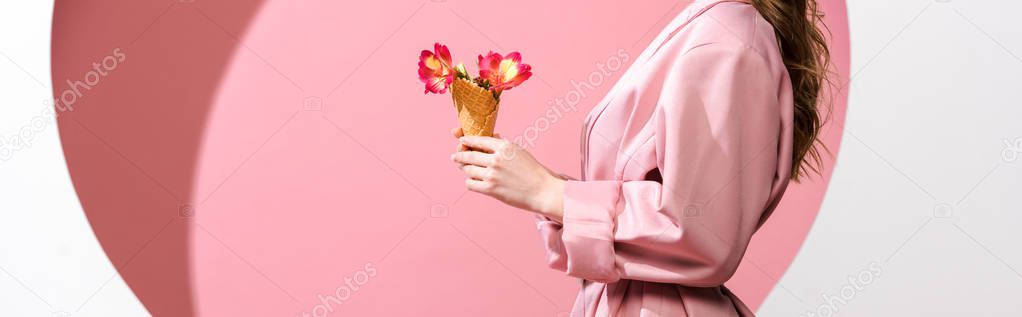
[536,43,782,287]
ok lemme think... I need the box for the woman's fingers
[451,150,494,167]
[464,178,491,193]
[459,136,506,154]
[451,127,464,138]
[452,127,467,152]
[460,164,490,180]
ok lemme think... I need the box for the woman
[451,0,830,315]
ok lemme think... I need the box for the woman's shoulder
[682,1,778,58]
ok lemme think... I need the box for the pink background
[52,0,848,316]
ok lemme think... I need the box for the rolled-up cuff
[561,180,622,283]
[534,215,567,271]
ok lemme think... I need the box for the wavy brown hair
[751,0,832,181]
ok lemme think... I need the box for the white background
[0,2,149,317]
[1,1,1020,316]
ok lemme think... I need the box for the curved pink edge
[51,1,267,315]
[731,0,851,310]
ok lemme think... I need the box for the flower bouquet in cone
[418,43,532,136]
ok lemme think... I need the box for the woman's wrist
[536,176,566,221]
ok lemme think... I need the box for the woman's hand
[450,128,564,221]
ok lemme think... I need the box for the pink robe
[535,0,794,315]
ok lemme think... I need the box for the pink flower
[418,43,455,94]
[477,51,532,94]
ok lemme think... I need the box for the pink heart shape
[53,0,847,315]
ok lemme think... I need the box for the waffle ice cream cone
[451,78,500,136]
